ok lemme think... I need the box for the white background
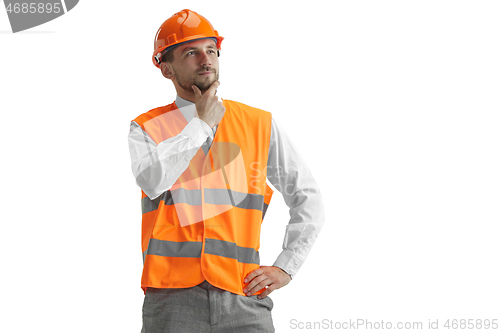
[1,0,499,332]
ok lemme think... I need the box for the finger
[245,276,270,296]
[248,280,270,296]
[243,273,266,292]
[258,284,276,299]
[244,267,263,284]
[205,80,220,97]
[192,85,202,101]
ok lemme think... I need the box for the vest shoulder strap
[132,102,177,131]
[222,99,272,120]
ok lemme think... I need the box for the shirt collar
[174,95,219,137]
[175,95,196,122]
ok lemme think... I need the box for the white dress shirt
[128,96,325,278]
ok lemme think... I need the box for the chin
[196,81,216,91]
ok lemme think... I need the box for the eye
[208,50,216,55]
[186,51,195,56]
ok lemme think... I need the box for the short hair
[161,48,175,64]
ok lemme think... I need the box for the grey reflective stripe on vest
[142,188,267,215]
[142,193,165,214]
[204,189,264,211]
[204,238,260,265]
[143,238,259,265]
[171,188,202,205]
[143,239,203,263]
[263,202,269,219]
[141,189,201,214]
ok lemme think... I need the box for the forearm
[267,118,326,278]
[271,181,325,278]
[129,118,212,199]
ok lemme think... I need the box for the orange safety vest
[133,99,273,296]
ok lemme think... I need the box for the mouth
[198,71,214,76]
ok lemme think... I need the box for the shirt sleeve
[267,117,326,279]
[128,118,213,200]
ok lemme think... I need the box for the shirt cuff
[272,249,302,279]
[181,117,212,147]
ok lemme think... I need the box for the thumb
[192,85,202,101]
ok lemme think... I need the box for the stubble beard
[176,67,219,93]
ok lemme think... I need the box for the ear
[160,62,174,80]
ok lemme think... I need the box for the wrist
[274,266,292,280]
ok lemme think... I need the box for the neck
[175,88,196,103]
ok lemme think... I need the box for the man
[128,9,325,333]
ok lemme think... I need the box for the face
[163,38,219,93]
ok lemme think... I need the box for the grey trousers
[141,280,275,333]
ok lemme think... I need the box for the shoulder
[132,102,177,128]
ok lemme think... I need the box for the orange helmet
[152,9,224,68]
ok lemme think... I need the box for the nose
[199,52,212,67]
